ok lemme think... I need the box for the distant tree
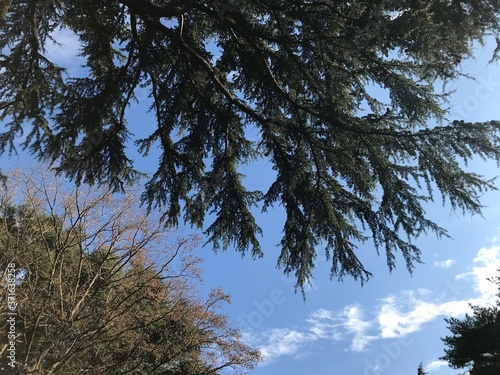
[417,362,428,375]
[441,272,500,375]
[3,1,500,291]
[0,168,260,374]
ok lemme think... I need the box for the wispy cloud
[44,28,87,76]
[45,29,82,63]
[342,305,378,351]
[377,293,469,339]
[426,360,448,372]
[467,244,500,306]
[253,329,319,363]
[378,244,500,339]
[306,308,343,340]
[246,242,500,364]
[433,259,456,268]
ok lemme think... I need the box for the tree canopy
[417,362,428,375]
[0,168,260,374]
[2,0,500,290]
[441,272,500,375]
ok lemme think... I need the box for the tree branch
[119,0,193,18]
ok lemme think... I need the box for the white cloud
[309,308,335,320]
[45,29,82,63]
[433,259,456,268]
[44,28,86,76]
[377,244,500,340]
[426,360,448,372]
[378,297,470,339]
[470,245,500,306]
[342,305,377,351]
[257,329,318,363]
[378,242,500,340]
[246,242,500,364]
[306,308,344,341]
[250,305,375,364]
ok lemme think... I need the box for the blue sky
[3,28,500,375]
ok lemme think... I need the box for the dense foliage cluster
[2,0,500,289]
[417,362,428,375]
[441,273,500,375]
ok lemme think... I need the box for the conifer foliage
[441,273,500,375]
[2,1,500,289]
[0,169,260,374]
[417,362,428,375]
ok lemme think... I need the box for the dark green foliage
[417,362,428,375]
[441,273,500,375]
[2,1,500,291]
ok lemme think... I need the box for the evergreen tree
[417,362,428,375]
[2,1,500,290]
[441,273,500,375]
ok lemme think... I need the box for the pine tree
[2,1,500,290]
[417,362,428,375]
[441,273,500,375]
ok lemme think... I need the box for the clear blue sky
[3,29,500,375]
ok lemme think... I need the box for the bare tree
[0,167,260,374]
